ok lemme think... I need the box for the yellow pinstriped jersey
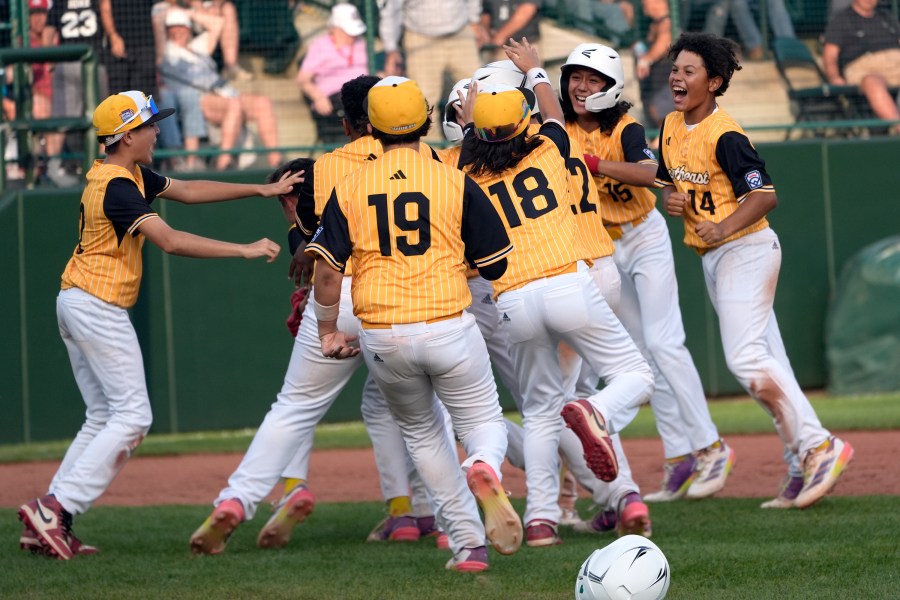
[566,116,658,226]
[655,108,773,250]
[61,161,169,308]
[307,147,512,325]
[308,136,435,277]
[434,145,462,166]
[565,133,615,260]
[463,122,587,297]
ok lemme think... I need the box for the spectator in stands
[43,0,109,188]
[296,3,369,121]
[682,0,765,59]
[28,0,52,123]
[566,0,634,48]
[823,0,900,134]
[379,0,482,124]
[101,0,159,96]
[480,0,543,62]
[158,8,282,170]
[151,0,251,81]
[634,0,673,144]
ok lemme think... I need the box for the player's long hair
[668,32,741,96]
[459,131,543,177]
[341,75,382,136]
[562,99,634,135]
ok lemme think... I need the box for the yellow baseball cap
[367,76,428,134]
[473,84,532,143]
[93,91,175,145]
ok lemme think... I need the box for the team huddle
[19,33,853,572]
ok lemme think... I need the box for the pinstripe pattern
[566,116,658,226]
[312,137,434,277]
[657,110,771,250]
[328,148,476,324]
[60,161,164,309]
[463,135,585,296]
[566,134,615,260]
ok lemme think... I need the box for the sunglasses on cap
[113,95,160,133]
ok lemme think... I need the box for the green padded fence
[2,137,899,444]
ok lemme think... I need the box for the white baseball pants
[360,312,508,553]
[52,287,153,515]
[614,209,720,457]
[702,227,830,458]
[497,265,654,525]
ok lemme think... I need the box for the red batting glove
[285,287,309,337]
[583,153,601,175]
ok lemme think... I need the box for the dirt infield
[2,430,896,508]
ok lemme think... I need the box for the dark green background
[3,137,898,443]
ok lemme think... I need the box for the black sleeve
[288,226,305,256]
[621,122,658,164]
[460,176,512,281]
[296,168,318,242]
[655,118,672,183]
[306,189,352,272]
[138,165,171,201]
[104,178,157,243]
[538,120,570,158]
[715,131,773,199]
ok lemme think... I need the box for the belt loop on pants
[604,212,649,241]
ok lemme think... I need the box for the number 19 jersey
[307,148,512,326]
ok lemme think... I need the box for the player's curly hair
[562,99,634,135]
[267,157,315,185]
[458,131,544,177]
[667,32,741,96]
[370,112,433,146]
[341,75,382,136]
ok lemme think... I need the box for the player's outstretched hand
[261,170,305,198]
[503,37,540,74]
[243,238,281,262]
[665,191,690,217]
[320,331,360,360]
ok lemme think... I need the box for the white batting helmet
[442,78,472,144]
[473,60,539,115]
[559,43,625,112]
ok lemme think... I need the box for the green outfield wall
[2,137,898,443]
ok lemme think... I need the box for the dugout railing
[0,44,100,190]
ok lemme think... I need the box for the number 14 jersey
[655,107,774,251]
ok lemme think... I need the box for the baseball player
[657,33,853,509]
[456,38,654,547]
[17,90,294,560]
[443,68,652,538]
[189,76,452,555]
[559,43,736,504]
[307,76,521,573]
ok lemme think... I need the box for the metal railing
[1,44,99,190]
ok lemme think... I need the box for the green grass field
[3,392,898,599]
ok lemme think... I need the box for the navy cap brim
[143,107,176,127]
